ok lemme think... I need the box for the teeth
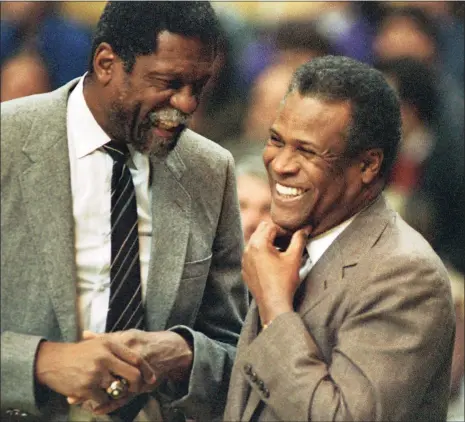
[275,183,305,196]
[148,113,180,129]
[158,120,179,130]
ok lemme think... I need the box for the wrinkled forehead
[154,30,216,60]
[133,31,216,79]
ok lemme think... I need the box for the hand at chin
[273,223,313,251]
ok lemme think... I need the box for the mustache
[149,107,190,126]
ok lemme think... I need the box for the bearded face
[107,97,191,158]
[101,31,215,158]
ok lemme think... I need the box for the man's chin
[133,133,180,157]
[271,212,304,234]
[271,213,314,249]
[154,136,180,157]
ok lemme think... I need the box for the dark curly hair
[88,1,222,74]
[288,55,401,178]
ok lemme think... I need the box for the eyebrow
[146,71,177,78]
[146,71,211,84]
[269,127,320,150]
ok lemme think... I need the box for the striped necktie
[299,247,313,281]
[103,141,148,422]
[103,141,145,332]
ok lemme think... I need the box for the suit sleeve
[0,333,48,417]
[1,107,52,418]
[163,152,249,420]
[235,254,455,421]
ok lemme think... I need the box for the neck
[82,74,110,138]
[310,181,383,238]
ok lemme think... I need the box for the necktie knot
[103,141,130,164]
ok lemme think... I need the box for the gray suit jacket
[224,196,455,421]
[1,79,248,421]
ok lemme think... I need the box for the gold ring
[106,377,129,400]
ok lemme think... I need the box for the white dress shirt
[67,76,152,334]
[299,215,356,281]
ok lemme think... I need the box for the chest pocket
[181,254,212,280]
[168,254,213,327]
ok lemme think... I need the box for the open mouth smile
[275,182,308,200]
[151,119,184,139]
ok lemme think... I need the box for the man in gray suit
[1,2,247,421]
[224,56,455,421]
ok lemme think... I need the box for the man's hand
[35,336,156,410]
[242,221,310,325]
[103,329,193,382]
[69,329,193,415]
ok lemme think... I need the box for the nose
[271,147,300,175]
[170,85,198,115]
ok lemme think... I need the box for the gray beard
[148,131,181,158]
[107,103,187,157]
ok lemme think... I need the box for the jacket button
[257,379,265,390]
[243,363,252,375]
[171,408,187,422]
[262,387,270,398]
[250,371,258,382]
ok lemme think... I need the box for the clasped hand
[36,329,193,415]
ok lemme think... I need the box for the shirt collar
[306,213,357,266]
[67,74,145,170]
[68,74,112,159]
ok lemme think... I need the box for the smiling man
[224,56,455,422]
[1,2,248,422]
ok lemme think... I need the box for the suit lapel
[298,195,392,316]
[296,242,344,314]
[145,146,191,331]
[19,81,80,342]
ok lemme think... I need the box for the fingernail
[303,227,312,236]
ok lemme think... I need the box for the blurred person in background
[378,1,464,89]
[235,153,272,246]
[235,149,272,304]
[242,63,296,142]
[373,7,464,272]
[239,2,374,88]
[1,1,92,91]
[242,21,332,142]
[373,6,439,66]
[1,50,51,102]
[1,2,247,421]
[189,9,252,144]
[314,1,376,64]
[272,21,334,71]
[376,57,463,273]
[372,6,464,120]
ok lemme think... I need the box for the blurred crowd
[1,2,463,420]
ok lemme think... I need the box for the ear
[92,42,118,86]
[359,148,384,184]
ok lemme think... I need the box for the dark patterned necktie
[103,141,148,421]
[103,141,145,332]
